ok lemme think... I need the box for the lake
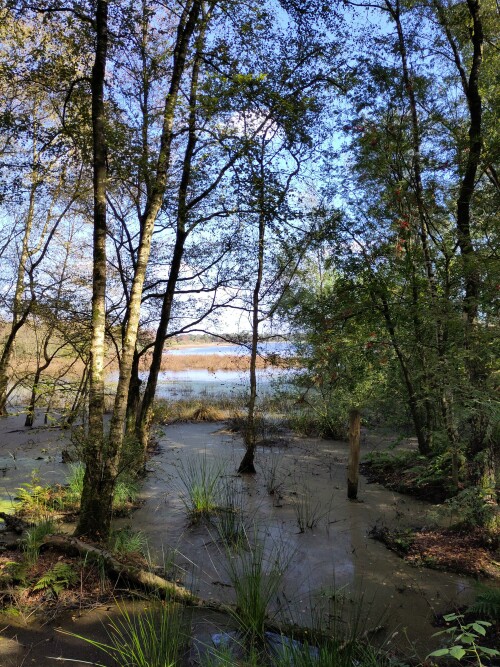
[107,366,286,400]
[165,341,294,356]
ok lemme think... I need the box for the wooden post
[347,408,361,500]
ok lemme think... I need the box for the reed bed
[159,353,268,372]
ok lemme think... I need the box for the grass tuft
[177,454,226,523]
[64,600,188,667]
[223,530,292,648]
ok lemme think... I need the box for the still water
[165,341,294,356]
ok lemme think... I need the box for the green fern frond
[32,563,77,595]
[468,587,500,621]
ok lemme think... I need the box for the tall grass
[213,476,246,547]
[65,601,188,667]
[223,530,292,648]
[177,454,226,523]
[291,483,331,533]
[22,519,55,565]
[257,451,285,497]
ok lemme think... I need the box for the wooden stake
[347,408,361,500]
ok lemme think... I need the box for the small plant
[291,484,330,533]
[64,462,85,507]
[428,613,500,665]
[213,477,246,547]
[468,586,500,621]
[16,470,52,518]
[22,519,54,565]
[65,600,188,667]
[224,530,292,648]
[177,454,226,523]
[109,527,147,557]
[32,562,77,597]
[113,477,138,511]
[258,451,285,497]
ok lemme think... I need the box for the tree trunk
[76,0,110,539]
[347,409,361,500]
[25,368,42,428]
[136,24,205,458]
[125,350,142,436]
[107,0,202,473]
[238,160,266,475]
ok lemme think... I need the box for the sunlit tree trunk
[0,169,38,415]
[76,0,111,539]
[107,0,202,472]
[238,205,265,474]
[136,24,205,457]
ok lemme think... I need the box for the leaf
[449,646,466,660]
[458,633,475,644]
[428,648,450,657]
[443,613,461,622]
[477,646,500,657]
[472,622,486,636]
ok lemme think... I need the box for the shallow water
[106,366,286,399]
[128,422,478,657]
[0,415,484,660]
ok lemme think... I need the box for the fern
[1,561,28,586]
[468,586,500,621]
[33,563,77,596]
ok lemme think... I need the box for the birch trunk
[106,0,202,473]
[76,0,111,539]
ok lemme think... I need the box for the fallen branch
[41,534,207,606]
[41,534,385,645]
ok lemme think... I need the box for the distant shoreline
[167,341,233,350]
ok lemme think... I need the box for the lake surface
[106,342,294,399]
[107,367,286,400]
[166,341,294,356]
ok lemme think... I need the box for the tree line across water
[0,0,498,539]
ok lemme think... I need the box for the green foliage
[16,470,52,518]
[22,520,54,565]
[275,638,391,667]
[62,462,85,508]
[428,613,500,665]
[362,450,456,502]
[32,562,77,596]
[441,487,497,530]
[108,528,147,557]
[177,454,226,523]
[468,587,500,621]
[1,560,28,586]
[113,478,138,511]
[66,601,187,667]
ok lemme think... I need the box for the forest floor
[0,414,498,666]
